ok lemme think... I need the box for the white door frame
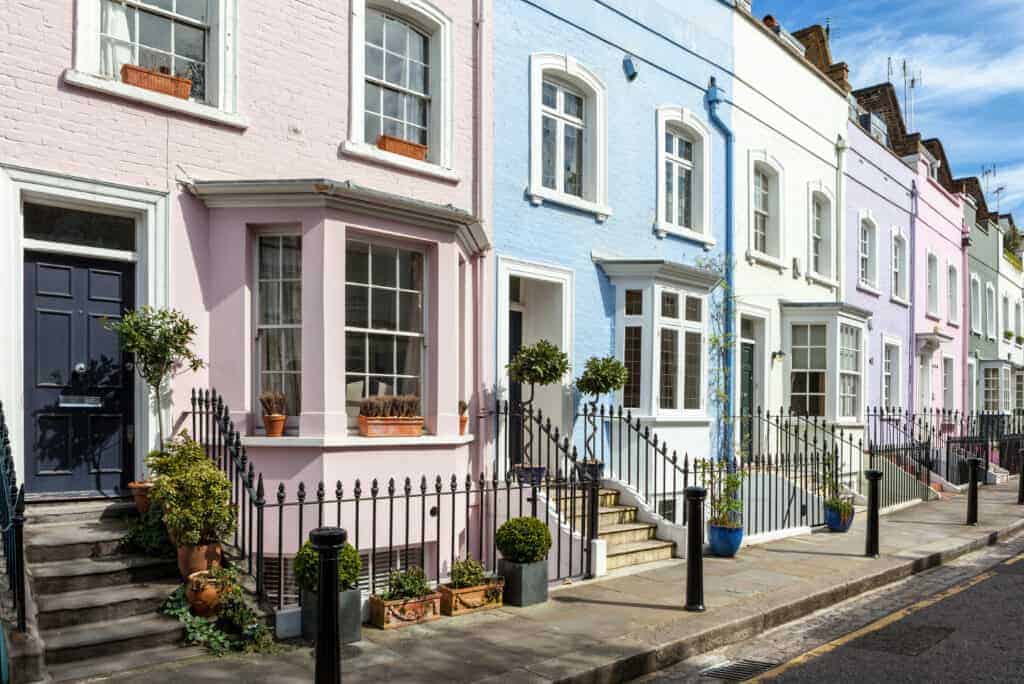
[0,164,169,493]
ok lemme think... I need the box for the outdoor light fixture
[771,351,786,364]
[623,55,638,81]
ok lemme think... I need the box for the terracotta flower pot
[185,571,223,617]
[439,579,504,616]
[120,64,192,99]
[357,415,424,437]
[177,543,222,579]
[368,593,441,629]
[127,481,154,514]
[376,134,428,161]
[263,414,286,437]
[459,415,469,435]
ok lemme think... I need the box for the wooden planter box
[439,579,504,616]
[121,64,192,99]
[377,135,428,161]
[368,593,440,629]
[358,415,424,438]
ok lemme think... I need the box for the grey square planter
[301,588,362,644]
[498,559,548,606]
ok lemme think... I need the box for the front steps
[563,488,675,571]
[25,498,187,681]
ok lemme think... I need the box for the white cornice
[592,254,721,292]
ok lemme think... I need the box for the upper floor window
[1003,295,1012,338]
[364,10,430,150]
[754,169,771,253]
[529,54,610,220]
[747,153,783,265]
[947,264,959,324]
[859,219,877,288]
[655,107,712,244]
[808,190,833,280]
[987,284,997,339]
[892,233,908,301]
[926,252,938,317]
[970,276,982,333]
[1016,301,1022,342]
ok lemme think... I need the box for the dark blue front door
[23,252,134,497]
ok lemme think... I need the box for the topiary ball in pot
[293,541,363,644]
[495,517,552,606]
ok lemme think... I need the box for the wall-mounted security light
[623,55,638,81]
[771,351,786,364]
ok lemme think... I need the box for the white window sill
[891,295,910,308]
[746,250,785,272]
[528,186,611,222]
[63,69,248,129]
[925,311,941,323]
[654,223,716,248]
[635,414,712,426]
[856,281,881,297]
[340,140,461,183]
[948,320,960,328]
[806,272,837,289]
[242,433,475,449]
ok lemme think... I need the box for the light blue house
[492,0,736,468]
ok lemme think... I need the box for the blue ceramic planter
[708,525,743,557]
[825,506,854,533]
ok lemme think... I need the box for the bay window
[839,324,861,419]
[790,324,827,417]
[256,235,302,417]
[984,368,1000,411]
[883,342,900,409]
[622,289,643,409]
[657,290,704,413]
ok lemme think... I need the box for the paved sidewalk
[93,482,1024,684]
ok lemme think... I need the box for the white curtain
[100,1,133,79]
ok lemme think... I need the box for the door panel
[23,252,134,496]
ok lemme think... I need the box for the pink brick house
[0,0,494,501]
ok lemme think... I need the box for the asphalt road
[633,531,1024,684]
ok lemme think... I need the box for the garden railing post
[967,457,980,526]
[1018,451,1024,505]
[312,527,346,684]
[13,484,25,632]
[684,486,706,612]
[865,469,882,558]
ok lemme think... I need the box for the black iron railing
[0,402,27,633]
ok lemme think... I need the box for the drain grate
[701,659,780,681]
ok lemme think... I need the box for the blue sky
[765,0,1024,218]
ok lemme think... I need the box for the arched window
[528,53,610,220]
[925,252,938,317]
[970,276,981,333]
[859,217,878,288]
[656,107,712,244]
[748,153,784,265]
[986,284,997,339]
[807,186,833,280]
[947,263,959,324]
[892,232,908,301]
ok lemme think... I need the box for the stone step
[35,580,180,630]
[568,504,638,527]
[48,643,207,683]
[42,613,185,665]
[544,489,620,507]
[599,521,657,546]
[31,554,178,595]
[26,520,131,563]
[605,538,675,571]
[27,499,137,527]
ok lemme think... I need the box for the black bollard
[865,469,882,558]
[312,527,346,684]
[967,457,980,526]
[684,486,706,612]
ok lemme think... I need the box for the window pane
[371,246,398,286]
[366,11,385,46]
[399,291,422,332]
[385,51,406,86]
[369,376,395,396]
[382,88,403,119]
[346,333,366,373]
[792,325,808,346]
[542,82,557,109]
[366,45,384,80]
[347,242,369,283]
[563,91,583,119]
[175,23,205,62]
[665,132,673,154]
[685,297,702,322]
[258,282,280,325]
[176,0,208,22]
[369,335,395,374]
[365,82,382,113]
[258,237,280,279]
[281,236,301,278]
[625,290,643,316]
[409,65,428,95]
[23,203,136,251]
[345,285,369,328]
[679,138,693,161]
[541,116,557,190]
[364,113,381,144]
[683,332,701,410]
[385,20,408,55]
[371,289,397,329]
[678,166,692,228]
[281,281,301,325]
[396,377,420,397]
[282,373,301,415]
[139,12,172,51]
[810,325,826,346]
[398,250,423,290]
[660,329,677,410]
[661,292,678,319]
[382,117,403,140]
[665,161,673,224]
[137,48,172,76]
[102,1,136,39]
[396,337,421,376]
[563,125,583,197]
[623,326,642,408]
[408,30,428,63]
[262,329,284,371]
[179,60,205,101]
[282,329,301,371]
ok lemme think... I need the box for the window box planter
[439,578,504,616]
[368,592,441,629]
[357,415,424,437]
[120,64,191,100]
[498,559,548,606]
[301,588,362,644]
[376,135,428,162]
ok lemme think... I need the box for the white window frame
[1003,294,1012,342]
[528,53,610,220]
[343,0,457,181]
[653,285,707,418]
[747,151,785,270]
[838,323,863,420]
[857,210,879,294]
[1003,367,1012,413]
[806,183,835,286]
[655,106,713,246]
[925,250,939,319]
[1016,370,1024,410]
[946,262,959,325]
[621,289,645,410]
[987,283,998,340]
[942,355,955,411]
[882,336,902,410]
[970,275,982,334]
[983,366,1000,412]
[67,0,244,129]
[967,358,977,413]
[890,228,909,305]
[1016,300,1023,345]
[783,312,868,423]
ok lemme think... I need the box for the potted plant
[369,566,440,629]
[358,395,424,437]
[707,467,744,558]
[151,447,235,578]
[1016,335,1024,345]
[121,63,192,99]
[824,497,855,533]
[260,391,288,437]
[293,540,363,644]
[439,558,504,617]
[506,339,569,478]
[1004,330,1014,342]
[127,480,155,513]
[376,134,428,161]
[185,569,226,617]
[575,355,628,464]
[458,400,470,436]
[495,517,552,606]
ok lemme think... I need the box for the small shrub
[380,566,433,600]
[825,497,855,523]
[120,503,174,557]
[359,395,421,418]
[145,435,207,479]
[152,454,235,547]
[448,558,487,589]
[495,517,552,564]
[259,391,287,416]
[575,356,628,400]
[293,541,362,593]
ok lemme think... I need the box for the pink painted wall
[911,159,967,411]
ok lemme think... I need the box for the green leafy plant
[495,517,552,564]
[824,497,854,523]
[293,541,361,593]
[120,503,175,557]
[105,306,205,445]
[448,558,487,589]
[151,449,234,547]
[575,356,628,403]
[506,339,570,404]
[161,565,275,655]
[145,434,207,479]
[379,566,433,600]
[358,395,421,418]
[1005,330,1015,341]
[707,463,744,529]
[259,391,287,416]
